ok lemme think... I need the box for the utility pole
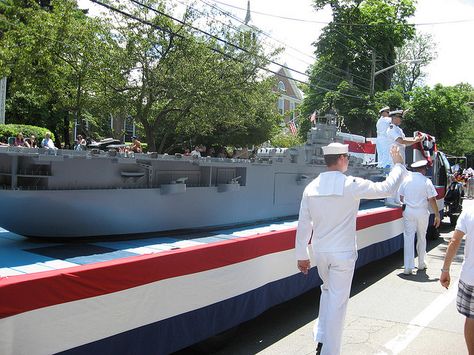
[370,51,376,96]
[0,77,6,124]
[370,57,422,96]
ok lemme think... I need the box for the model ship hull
[0,125,380,238]
[0,170,314,238]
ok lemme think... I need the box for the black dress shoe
[316,342,323,355]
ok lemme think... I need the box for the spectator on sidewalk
[74,134,87,151]
[28,135,38,148]
[41,132,58,150]
[440,207,474,355]
[130,136,142,153]
[14,132,29,147]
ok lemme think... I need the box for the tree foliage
[392,32,437,93]
[0,0,280,152]
[106,0,280,152]
[404,84,474,154]
[0,0,123,146]
[302,0,416,137]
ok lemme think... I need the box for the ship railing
[1,182,210,190]
[18,148,255,164]
[16,169,51,176]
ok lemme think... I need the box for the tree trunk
[143,122,156,152]
[63,111,70,149]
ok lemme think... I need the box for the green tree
[107,0,280,152]
[442,115,474,157]
[302,0,416,137]
[392,32,437,93]
[0,0,123,146]
[404,84,473,150]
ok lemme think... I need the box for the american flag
[288,120,297,135]
[310,111,317,123]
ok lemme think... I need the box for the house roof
[276,65,304,101]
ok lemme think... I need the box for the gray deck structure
[0,122,381,238]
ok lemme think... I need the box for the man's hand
[440,270,450,289]
[297,259,311,275]
[390,145,403,165]
[414,135,423,143]
[433,214,441,228]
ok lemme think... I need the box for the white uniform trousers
[468,179,474,198]
[376,136,392,168]
[403,207,429,269]
[313,250,357,355]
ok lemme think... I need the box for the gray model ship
[0,120,380,238]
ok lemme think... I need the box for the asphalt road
[176,199,473,355]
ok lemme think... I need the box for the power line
[126,0,313,78]
[210,0,330,24]
[193,0,370,92]
[88,0,367,100]
[197,0,316,62]
[126,0,368,95]
[174,0,316,70]
[134,0,371,96]
[211,0,474,27]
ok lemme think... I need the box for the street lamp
[370,59,422,95]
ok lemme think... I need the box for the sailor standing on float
[295,142,408,355]
[376,106,392,168]
[399,159,441,275]
[386,109,423,166]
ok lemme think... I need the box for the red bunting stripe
[0,208,402,319]
[344,140,376,154]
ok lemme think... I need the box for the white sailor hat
[411,160,428,168]
[379,106,390,113]
[389,109,404,117]
[322,142,349,156]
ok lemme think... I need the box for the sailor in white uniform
[399,159,441,274]
[386,109,423,166]
[295,143,407,355]
[376,106,392,168]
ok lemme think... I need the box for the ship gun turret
[256,147,293,164]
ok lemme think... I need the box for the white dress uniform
[295,163,407,355]
[386,124,406,166]
[376,115,392,168]
[467,175,474,199]
[398,171,438,270]
[456,209,474,285]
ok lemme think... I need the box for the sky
[78,0,474,88]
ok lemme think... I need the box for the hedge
[0,124,53,144]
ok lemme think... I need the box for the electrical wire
[198,0,373,90]
[211,0,474,27]
[173,0,316,70]
[125,0,368,95]
[197,0,316,61]
[88,0,367,100]
[190,0,370,92]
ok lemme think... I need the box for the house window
[290,101,295,119]
[278,81,286,92]
[278,98,284,114]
